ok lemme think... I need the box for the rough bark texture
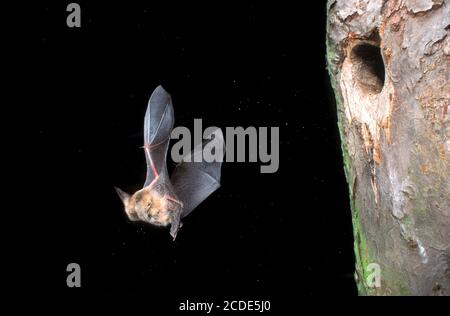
[326,0,450,295]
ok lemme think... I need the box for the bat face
[115,187,172,227]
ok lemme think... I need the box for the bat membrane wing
[143,86,175,190]
[171,128,225,219]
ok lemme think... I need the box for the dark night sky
[24,0,357,308]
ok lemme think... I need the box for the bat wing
[143,85,175,189]
[171,128,225,220]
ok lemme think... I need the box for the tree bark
[326,0,449,295]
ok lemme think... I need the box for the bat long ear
[114,187,130,207]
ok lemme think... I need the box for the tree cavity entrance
[350,43,385,95]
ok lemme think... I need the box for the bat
[115,85,225,240]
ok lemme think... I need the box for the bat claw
[170,229,178,241]
[170,221,183,241]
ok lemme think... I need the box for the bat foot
[170,221,183,241]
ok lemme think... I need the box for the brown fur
[123,188,172,226]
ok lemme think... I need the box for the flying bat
[115,85,225,240]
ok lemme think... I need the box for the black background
[27,0,356,307]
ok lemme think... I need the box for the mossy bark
[326,0,450,295]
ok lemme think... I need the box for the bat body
[115,86,224,240]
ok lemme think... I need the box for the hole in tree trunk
[350,43,385,95]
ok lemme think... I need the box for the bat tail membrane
[170,128,225,220]
[143,85,175,188]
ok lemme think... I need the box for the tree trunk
[326,0,449,295]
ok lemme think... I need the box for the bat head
[115,186,172,227]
